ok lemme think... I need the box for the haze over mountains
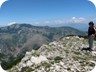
[1,22,91,31]
[0,23,86,69]
[33,23,89,31]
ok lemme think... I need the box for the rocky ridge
[9,36,96,72]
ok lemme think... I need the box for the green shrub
[54,56,63,63]
[42,62,51,68]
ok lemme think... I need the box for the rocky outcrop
[9,36,96,72]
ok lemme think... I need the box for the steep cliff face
[8,36,96,72]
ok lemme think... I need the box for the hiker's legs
[89,35,94,49]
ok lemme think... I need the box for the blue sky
[0,0,96,29]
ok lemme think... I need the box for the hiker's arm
[93,27,96,36]
[88,28,90,37]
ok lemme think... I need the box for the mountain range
[0,23,86,70]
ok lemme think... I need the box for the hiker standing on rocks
[88,21,96,51]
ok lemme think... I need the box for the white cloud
[71,17,86,23]
[31,17,86,25]
[7,22,17,26]
[72,17,76,20]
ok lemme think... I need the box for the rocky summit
[8,36,96,72]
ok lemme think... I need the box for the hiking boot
[88,48,93,51]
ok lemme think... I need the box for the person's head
[89,21,94,27]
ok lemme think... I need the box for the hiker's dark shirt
[88,27,95,36]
